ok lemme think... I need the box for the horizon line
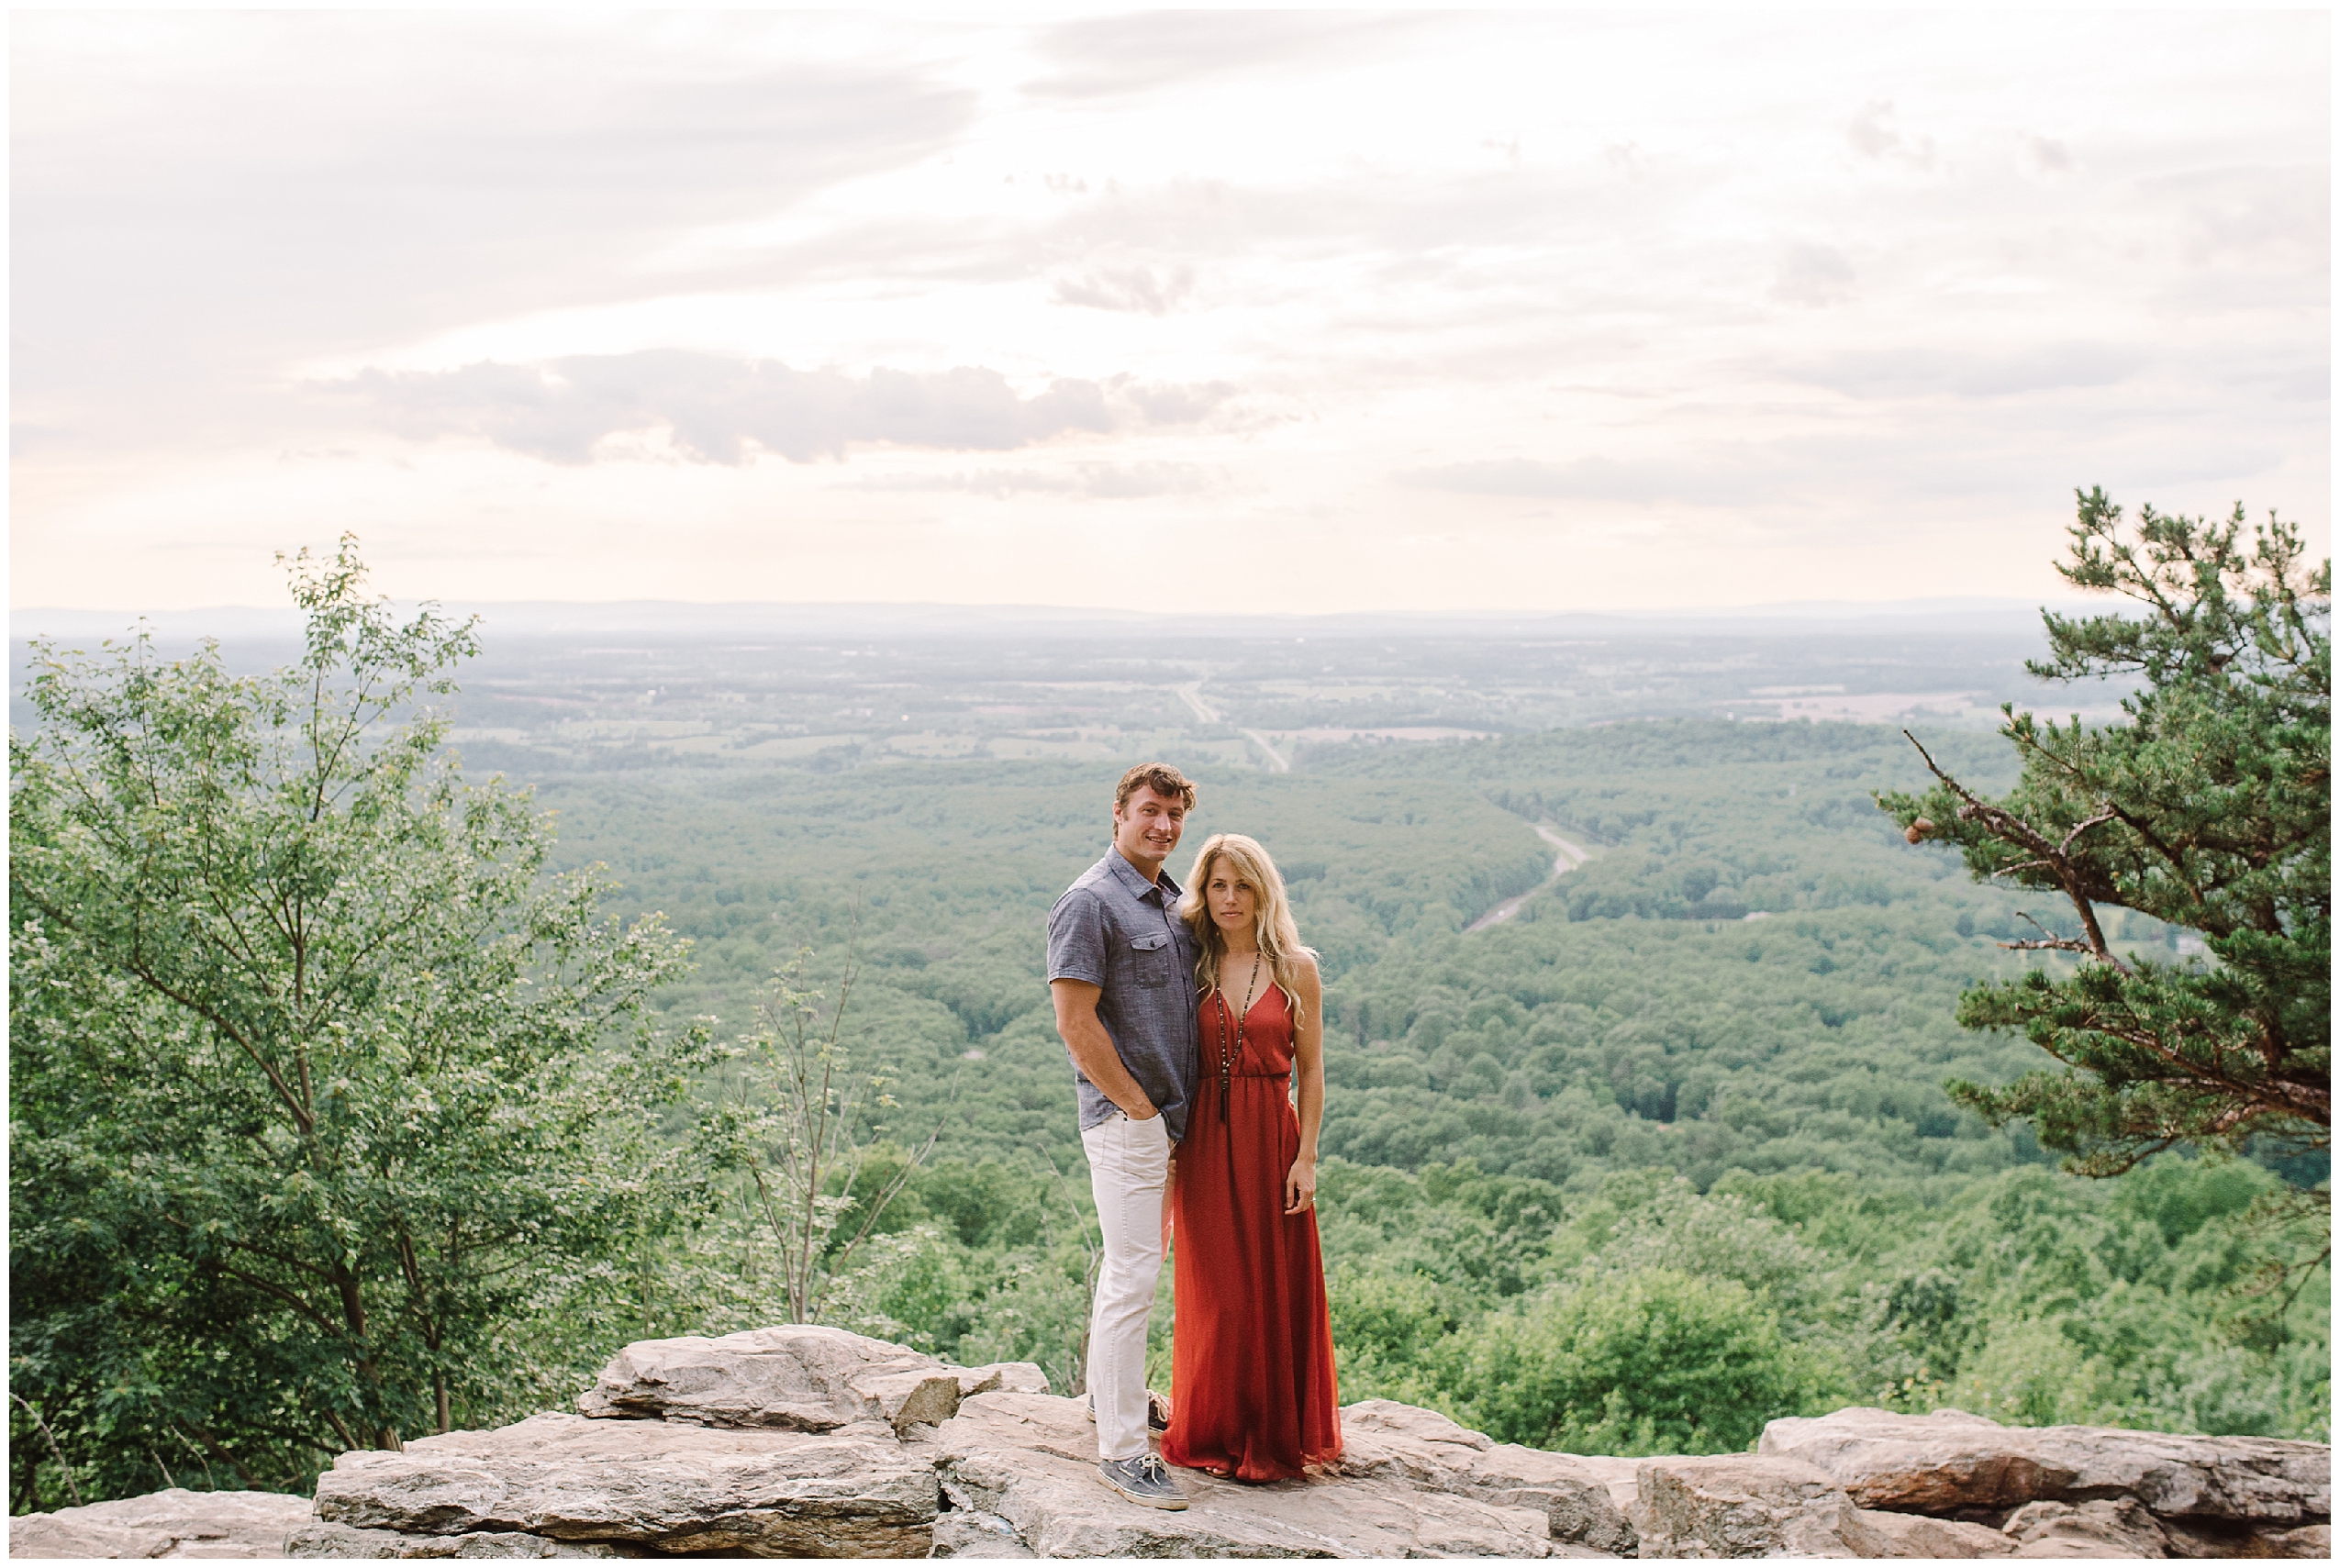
[11,593,2092,622]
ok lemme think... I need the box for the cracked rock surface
[309,1412,937,1557]
[1762,1407,2332,1522]
[1334,1398,1638,1553]
[576,1324,1046,1435]
[1634,1456,1892,1559]
[284,1522,646,1558]
[7,1488,313,1559]
[933,1390,1556,1558]
[24,1330,2333,1560]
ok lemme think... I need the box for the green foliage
[531,766,1554,1179]
[1363,1154,2325,1447]
[497,710,2321,1452]
[1878,491,2330,1177]
[1324,1265,1454,1407]
[772,1150,2325,1456]
[13,556,2326,1510]
[1443,1268,1810,1454]
[787,1155,1106,1397]
[9,540,708,1505]
[695,955,933,1325]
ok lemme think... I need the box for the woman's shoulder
[1288,949,1322,986]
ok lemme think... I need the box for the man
[1046,762,1200,1511]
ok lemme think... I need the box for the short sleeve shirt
[1046,849,1201,1143]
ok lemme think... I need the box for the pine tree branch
[1903,730,2130,973]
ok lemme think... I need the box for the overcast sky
[11,10,2329,614]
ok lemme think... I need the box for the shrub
[1438,1266,1811,1454]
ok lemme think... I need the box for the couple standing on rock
[1047,762,1343,1512]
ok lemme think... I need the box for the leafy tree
[694,951,938,1327]
[1439,1267,1814,1454]
[9,539,707,1503]
[1878,491,2329,1188]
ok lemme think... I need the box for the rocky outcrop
[2245,1524,2334,1559]
[1762,1407,2331,1523]
[283,1522,644,1558]
[929,1509,1032,1560]
[931,1390,1556,1557]
[1851,1508,2012,1558]
[576,1325,1047,1435]
[2000,1497,2169,1557]
[310,1412,937,1556]
[1633,1456,1893,1559]
[1335,1398,1637,1552]
[7,1488,313,1558]
[29,1331,2333,1560]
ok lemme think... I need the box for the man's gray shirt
[1046,849,1201,1143]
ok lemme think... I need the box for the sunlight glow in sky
[10,10,2330,612]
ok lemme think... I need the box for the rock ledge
[17,1330,2331,1560]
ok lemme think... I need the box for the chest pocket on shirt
[1128,931,1174,989]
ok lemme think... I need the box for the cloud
[2020,134,2076,175]
[2151,163,2332,271]
[10,12,2326,612]
[1771,242,1856,307]
[1396,456,1723,504]
[327,352,1236,464]
[854,462,1219,499]
[13,18,979,450]
[1031,11,1434,99]
[1109,376,1237,424]
[1051,263,1197,315]
[1846,99,1934,168]
[1777,343,2146,399]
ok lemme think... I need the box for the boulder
[2003,1503,2330,1561]
[1561,1455,1648,1516]
[2002,1498,2169,1558]
[1761,1408,2331,1523]
[284,1523,643,1558]
[932,1389,1561,1557]
[1854,1508,2013,1558]
[2254,1524,2334,1558]
[1331,1398,1494,1485]
[8,1488,313,1559]
[1634,1456,1893,1559]
[1336,1400,1636,1552]
[929,1510,1036,1559]
[577,1325,1045,1435]
[1472,1444,1641,1554]
[312,1411,936,1557]
[9,1516,177,1559]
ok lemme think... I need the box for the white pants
[1081,1109,1170,1462]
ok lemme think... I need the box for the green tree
[695,952,936,1327]
[1879,491,2329,1187]
[1439,1267,1813,1454]
[9,539,708,1505]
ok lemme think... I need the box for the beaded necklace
[1211,951,1267,1123]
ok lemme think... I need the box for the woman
[1162,832,1342,1482]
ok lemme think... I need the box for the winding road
[1176,682,1290,773]
[1174,681,1579,918]
[1465,825,1590,933]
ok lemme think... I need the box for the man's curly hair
[1114,762,1197,813]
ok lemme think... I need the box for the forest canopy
[11,521,2329,1513]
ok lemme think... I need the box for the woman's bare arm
[1286,958,1325,1215]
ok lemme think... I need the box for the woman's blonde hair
[1179,833,1316,1021]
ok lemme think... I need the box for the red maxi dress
[1162,982,1343,1482]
